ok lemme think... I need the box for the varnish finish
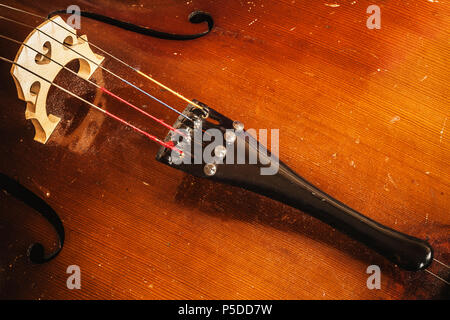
[0,0,448,299]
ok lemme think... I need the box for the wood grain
[0,0,448,299]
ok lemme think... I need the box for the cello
[0,0,448,299]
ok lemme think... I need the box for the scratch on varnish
[387,173,397,189]
[439,117,447,143]
[30,177,51,198]
[390,116,401,124]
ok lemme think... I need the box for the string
[0,5,203,155]
[428,258,450,285]
[0,14,193,122]
[0,3,206,112]
[0,34,186,137]
[0,55,182,154]
[0,33,194,156]
[425,269,450,286]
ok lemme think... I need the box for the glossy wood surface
[0,0,448,299]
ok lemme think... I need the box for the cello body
[0,0,448,299]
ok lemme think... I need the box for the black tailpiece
[156,101,433,271]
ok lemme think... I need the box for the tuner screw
[204,163,217,176]
[224,131,236,144]
[233,121,244,132]
[214,145,227,158]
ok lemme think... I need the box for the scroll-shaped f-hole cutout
[35,41,52,65]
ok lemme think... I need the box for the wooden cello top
[0,0,448,299]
